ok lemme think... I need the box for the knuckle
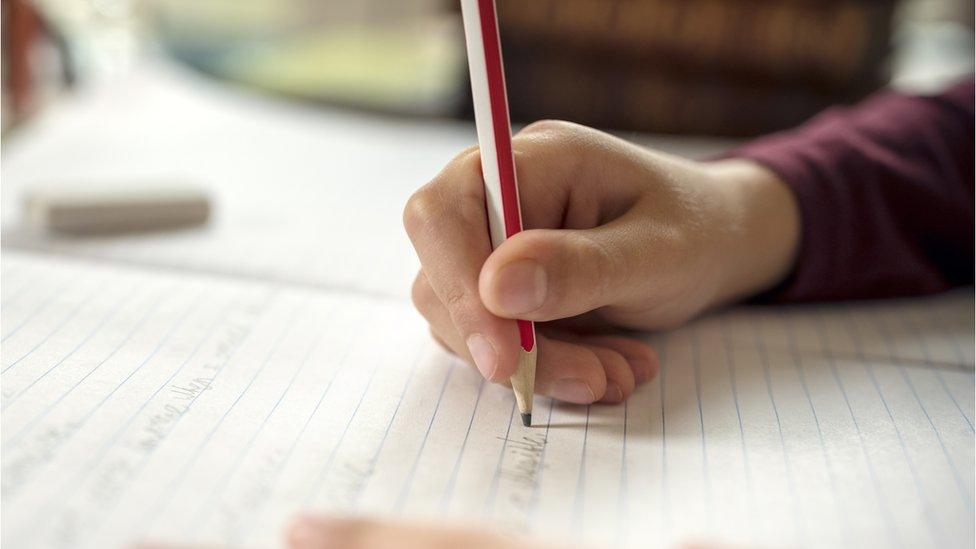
[515,120,589,176]
[572,233,626,301]
[402,186,439,237]
[404,150,487,239]
[410,273,437,316]
[448,145,484,182]
[442,285,467,309]
[521,119,576,137]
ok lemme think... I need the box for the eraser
[23,184,211,235]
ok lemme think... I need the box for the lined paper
[2,251,973,549]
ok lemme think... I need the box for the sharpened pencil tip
[521,412,532,427]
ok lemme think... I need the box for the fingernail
[287,516,332,549]
[466,333,498,380]
[551,379,596,403]
[493,259,547,315]
[601,382,623,403]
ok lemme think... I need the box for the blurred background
[3,0,974,137]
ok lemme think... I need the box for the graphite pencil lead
[521,412,532,427]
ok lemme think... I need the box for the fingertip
[589,346,634,403]
[622,344,657,386]
[470,322,523,383]
[583,335,659,386]
[625,341,660,385]
[642,343,661,382]
[603,381,624,403]
[287,515,342,549]
[535,337,607,404]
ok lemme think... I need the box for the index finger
[403,147,521,381]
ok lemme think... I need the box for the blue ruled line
[570,405,592,537]
[3,279,100,372]
[350,347,425,510]
[192,319,327,531]
[136,299,300,537]
[1,276,77,344]
[394,362,456,513]
[3,283,142,410]
[439,375,486,513]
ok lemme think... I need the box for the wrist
[704,158,800,305]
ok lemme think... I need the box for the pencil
[459,0,537,427]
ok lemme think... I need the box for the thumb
[479,223,643,321]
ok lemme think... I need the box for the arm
[726,78,975,301]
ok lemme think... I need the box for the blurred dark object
[483,0,897,136]
[2,0,43,128]
[1,0,74,133]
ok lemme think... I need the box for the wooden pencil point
[511,346,537,425]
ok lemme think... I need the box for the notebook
[2,250,972,548]
[2,63,973,549]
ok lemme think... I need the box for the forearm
[705,158,801,306]
[721,79,975,302]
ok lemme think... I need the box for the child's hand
[286,516,555,549]
[404,121,799,404]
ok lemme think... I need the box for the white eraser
[24,183,211,235]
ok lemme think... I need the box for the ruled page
[2,251,973,549]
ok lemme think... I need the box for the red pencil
[460,0,537,427]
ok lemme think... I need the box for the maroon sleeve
[727,78,975,302]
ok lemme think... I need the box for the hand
[133,516,556,549]
[284,516,740,549]
[404,121,799,404]
[137,515,739,549]
[286,516,556,549]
